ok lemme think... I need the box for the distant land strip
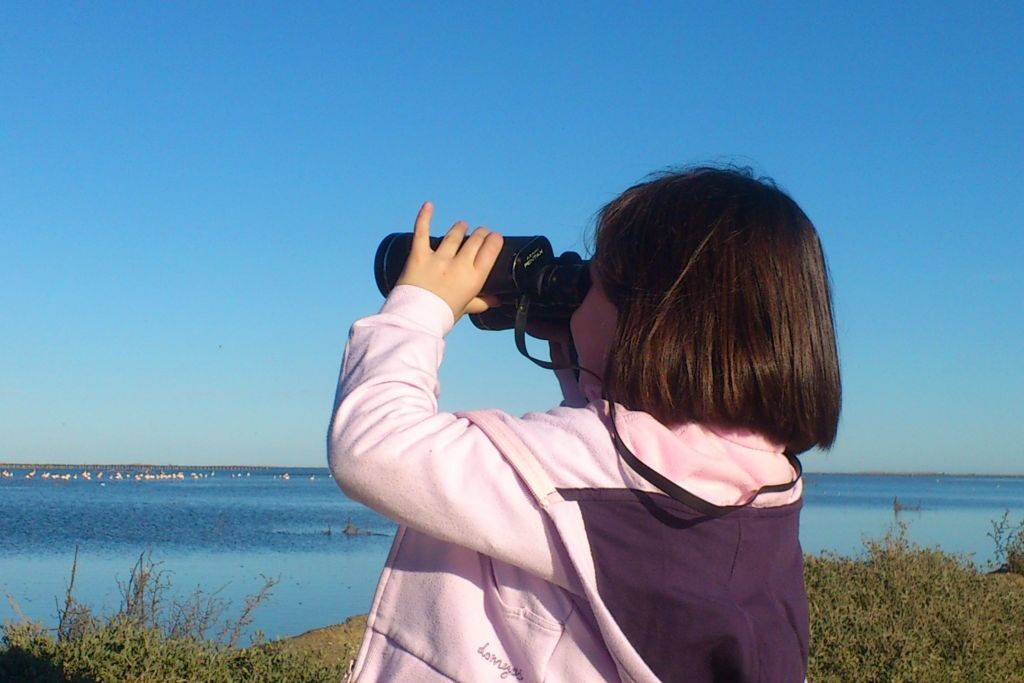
[0,463,328,472]
[0,464,1020,477]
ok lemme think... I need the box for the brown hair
[592,166,841,454]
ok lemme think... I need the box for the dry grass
[266,614,366,671]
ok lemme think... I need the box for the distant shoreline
[1,463,1022,478]
[0,463,327,472]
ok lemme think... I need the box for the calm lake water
[2,466,1022,642]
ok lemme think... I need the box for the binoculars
[374,233,591,331]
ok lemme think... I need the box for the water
[1,466,1022,642]
[0,466,394,642]
[801,473,1024,562]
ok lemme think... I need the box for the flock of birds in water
[0,469,318,483]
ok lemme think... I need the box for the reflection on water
[1,468,1022,639]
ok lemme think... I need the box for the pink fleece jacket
[328,285,807,682]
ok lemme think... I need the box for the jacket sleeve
[327,285,577,590]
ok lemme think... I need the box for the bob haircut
[592,166,841,455]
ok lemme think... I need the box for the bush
[988,510,1024,575]
[805,523,1024,682]
[6,526,1024,681]
[1,617,346,682]
[0,550,348,682]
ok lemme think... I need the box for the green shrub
[805,523,1024,682]
[988,510,1024,575]
[0,550,349,682]
[1,617,346,682]
[6,526,1024,681]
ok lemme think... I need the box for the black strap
[606,400,802,518]
[513,296,563,370]
[511,295,803,518]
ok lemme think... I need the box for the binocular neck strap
[606,399,804,518]
[510,295,803,517]
[512,296,566,371]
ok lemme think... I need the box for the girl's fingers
[464,295,499,315]
[411,201,433,253]
[457,226,489,263]
[436,221,468,258]
[474,231,503,271]
[478,294,501,308]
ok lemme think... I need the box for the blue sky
[2,2,1021,473]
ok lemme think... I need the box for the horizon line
[1,462,1023,478]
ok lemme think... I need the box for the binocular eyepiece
[374,233,591,331]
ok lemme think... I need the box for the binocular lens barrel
[374,233,590,331]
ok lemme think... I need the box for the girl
[328,166,840,682]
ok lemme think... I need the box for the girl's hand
[396,202,504,323]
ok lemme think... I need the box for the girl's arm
[328,284,575,589]
[329,204,576,589]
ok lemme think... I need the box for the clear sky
[2,2,1021,473]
